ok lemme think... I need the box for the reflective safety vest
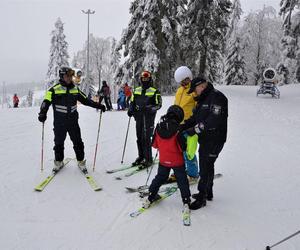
[131,86,161,105]
[43,83,88,115]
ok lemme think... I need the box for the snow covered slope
[0,85,299,250]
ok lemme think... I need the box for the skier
[13,94,19,108]
[171,66,199,181]
[99,80,113,111]
[38,66,106,173]
[117,85,126,110]
[124,83,132,108]
[143,105,191,210]
[181,76,228,210]
[127,70,162,168]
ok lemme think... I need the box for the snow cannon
[73,68,83,84]
[263,68,277,83]
[257,67,280,98]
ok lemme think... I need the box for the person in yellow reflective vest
[127,70,162,168]
[38,66,106,173]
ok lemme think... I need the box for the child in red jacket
[144,105,191,207]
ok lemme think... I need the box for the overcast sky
[0,0,280,85]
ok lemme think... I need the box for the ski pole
[144,150,158,187]
[121,117,131,164]
[266,230,300,250]
[142,113,148,168]
[41,122,45,172]
[92,110,103,172]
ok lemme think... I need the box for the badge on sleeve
[212,105,221,115]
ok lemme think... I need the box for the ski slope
[0,85,299,250]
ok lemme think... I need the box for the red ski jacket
[152,131,184,167]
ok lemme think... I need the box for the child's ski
[130,186,178,218]
[182,204,191,226]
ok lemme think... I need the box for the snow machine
[257,68,280,98]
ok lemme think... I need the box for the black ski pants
[135,114,155,162]
[149,164,191,203]
[53,119,84,161]
[104,96,112,110]
[197,142,224,199]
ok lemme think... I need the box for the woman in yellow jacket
[174,66,197,122]
[172,66,199,180]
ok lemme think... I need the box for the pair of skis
[129,173,223,226]
[106,159,158,180]
[126,173,223,195]
[34,158,102,192]
[129,186,191,226]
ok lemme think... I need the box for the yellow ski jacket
[174,83,197,122]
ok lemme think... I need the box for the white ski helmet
[174,66,193,83]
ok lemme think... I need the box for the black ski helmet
[59,66,75,79]
[166,105,184,123]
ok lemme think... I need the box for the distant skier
[117,86,126,110]
[13,94,19,108]
[124,82,132,108]
[143,105,191,211]
[38,66,106,173]
[127,70,162,168]
[181,76,228,210]
[99,80,113,111]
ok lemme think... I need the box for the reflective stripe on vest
[131,87,157,101]
[45,91,52,102]
[53,85,67,94]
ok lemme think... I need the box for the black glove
[38,112,47,123]
[97,104,106,112]
[185,127,196,136]
[127,109,134,117]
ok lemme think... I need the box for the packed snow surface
[0,85,299,250]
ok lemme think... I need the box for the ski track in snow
[0,85,300,249]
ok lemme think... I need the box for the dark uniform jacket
[129,86,162,118]
[183,83,228,144]
[40,81,99,122]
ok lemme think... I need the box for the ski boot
[53,160,64,173]
[131,157,143,167]
[78,160,88,174]
[192,189,213,201]
[138,159,153,170]
[142,193,161,208]
[189,194,206,210]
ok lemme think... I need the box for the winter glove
[185,127,196,136]
[127,109,134,117]
[97,104,106,113]
[185,123,204,136]
[38,113,47,123]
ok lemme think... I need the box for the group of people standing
[38,65,228,211]
[97,81,132,111]
[127,66,228,211]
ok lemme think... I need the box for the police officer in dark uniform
[182,76,228,210]
[38,66,106,173]
[127,70,162,168]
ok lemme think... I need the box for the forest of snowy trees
[46,0,300,95]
